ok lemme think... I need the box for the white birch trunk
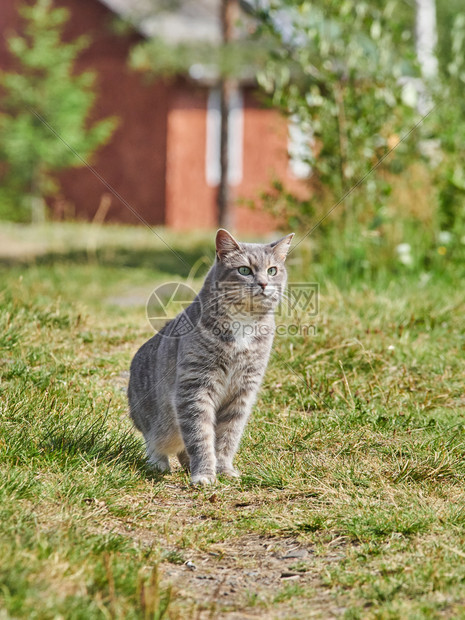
[414,0,441,160]
[415,0,438,80]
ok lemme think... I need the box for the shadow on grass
[0,242,214,278]
[39,411,166,482]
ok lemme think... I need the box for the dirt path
[161,534,347,618]
[85,485,349,619]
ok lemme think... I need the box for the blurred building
[0,0,307,232]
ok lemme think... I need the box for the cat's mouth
[251,288,281,307]
[257,286,280,299]
[218,287,280,315]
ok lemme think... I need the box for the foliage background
[0,0,116,222]
[126,0,465,279]
[247,0,465,283]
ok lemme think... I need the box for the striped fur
[128,229,294,485]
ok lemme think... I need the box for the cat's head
[212,229,294,314]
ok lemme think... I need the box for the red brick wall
[0,0,169,225]
[164,85,309,234]
[55,0,169,225]
[165,84,218,230]
[0,1,19,62]
[0,0,308,233]
[235,90,289,234]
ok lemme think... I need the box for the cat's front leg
[176,392,217,486]
[215,393,254,478]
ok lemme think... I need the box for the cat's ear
[216,229,241,259]
[270,233,295,262]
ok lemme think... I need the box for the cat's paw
[147,455,171,473]
[217,466,241,478]
[190,473,216,486]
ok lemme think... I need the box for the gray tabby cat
[128,229,294,485]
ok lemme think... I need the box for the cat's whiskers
[201,292,247,314]
[196,290,243,313]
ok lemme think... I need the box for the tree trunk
[218,77,232,229]
[30,166,46,223]
[217,0,238,230]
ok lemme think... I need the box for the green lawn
[1,222,465,619]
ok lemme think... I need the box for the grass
[1,221,465,618]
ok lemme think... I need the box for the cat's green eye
[238,266,252,276]
[268,266,278,276]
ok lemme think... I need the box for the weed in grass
[0,468,38,500]
[288,561,310,573]
[273,582,305,603]
[294,516,329,534]
[391,451,462,484]
[245,590,260,607]
[343,508,433,542]
[162,550,185,565]
[138,564,173,620]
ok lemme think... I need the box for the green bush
[0,0,117,222]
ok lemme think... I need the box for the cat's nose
[257,281,268,290]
